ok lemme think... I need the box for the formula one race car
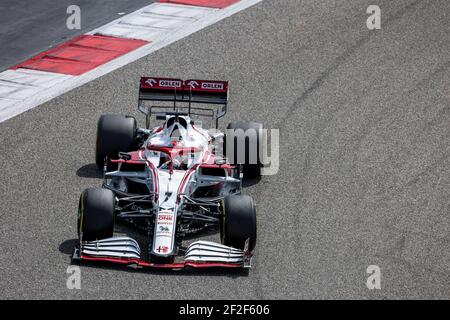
[73,77,264,270]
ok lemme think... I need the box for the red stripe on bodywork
[158,0,240,9]
[80,255,242,269]
[11,35,148,76]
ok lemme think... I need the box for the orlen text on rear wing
[138,77,228,128]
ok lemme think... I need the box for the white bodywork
[144,116,211,256]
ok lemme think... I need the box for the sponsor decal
[145,78,157,86]
[158,214,173,221]
[187,80,199,88]
[156,246,169,254]
[159,79,182,88]
[201,82,224,90]
[144,78,182,88]
[153,210,175,253]
[186,80,224,90]
[159,225,170,232]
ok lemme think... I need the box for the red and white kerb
[0,0,262,122]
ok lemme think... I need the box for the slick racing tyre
[225,121,264,179]
[221,194,257,251]
[78,188,115,241]
[95,114,137,170]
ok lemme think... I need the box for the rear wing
[139,77,228,104]
[138,77,228,128]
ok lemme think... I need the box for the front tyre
[221,194,257,251]
[95,114,137,170]
[78,188,115,241]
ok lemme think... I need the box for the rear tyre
[221,194,257,250]
[78,188,115,241]
[95,114,137,170]
[225,121,264,179]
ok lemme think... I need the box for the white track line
[89,3,217,41]
[0,69,73,121]
[0,0,263,123]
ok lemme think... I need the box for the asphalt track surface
[0,0,154,72]
[0,0,449,299]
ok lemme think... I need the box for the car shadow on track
[71,259,249,278]
[59,238,79,255]
[242,176,261,188]
[76,163,103,179]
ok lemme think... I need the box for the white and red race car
[73,77,264,270]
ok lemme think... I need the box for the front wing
[72,237,252,269]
